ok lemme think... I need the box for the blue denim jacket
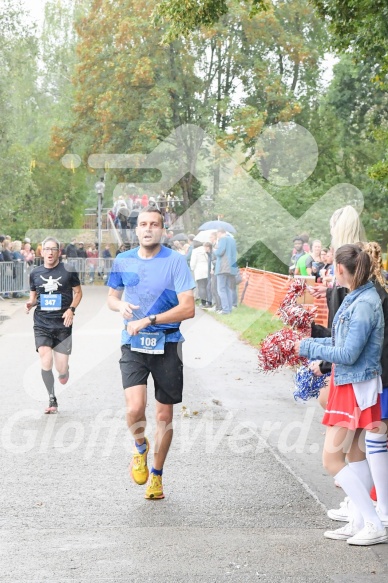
[300,281,384,385]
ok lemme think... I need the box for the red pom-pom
[258,328,307,372]
[277,279,317,333]
[282,278,306,303]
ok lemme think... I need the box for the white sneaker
[347,522,388,546]
[327,497,350,522]
[324,522,359,540]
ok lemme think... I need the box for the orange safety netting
[238,268,328,327]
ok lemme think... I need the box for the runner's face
[136,212,164,248]
[42,242,60,267]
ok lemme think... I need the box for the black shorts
[34,325,72,354]
[120,342,183,405]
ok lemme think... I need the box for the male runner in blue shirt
[107,207,195,499]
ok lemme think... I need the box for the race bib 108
[130,331,165,354]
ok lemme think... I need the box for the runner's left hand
[126,318,147,336]
[62,309,74,327]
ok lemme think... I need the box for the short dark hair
[293,237,303,243]
[138,206,164,227]
[42,236,60,248]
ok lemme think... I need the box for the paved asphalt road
[1,286,388,582]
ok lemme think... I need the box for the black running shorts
[119,342,184,405]
[34,326,72,354]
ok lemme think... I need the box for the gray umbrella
[171,233,188,241]
[117,206,130,217]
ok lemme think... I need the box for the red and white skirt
[322,374,381,430]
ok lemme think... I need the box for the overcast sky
[22,0,46,23]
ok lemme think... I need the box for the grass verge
[209,304,282,346]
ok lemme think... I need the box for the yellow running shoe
[145,473,165,500]
[129,438,149,485]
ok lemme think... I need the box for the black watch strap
[69,306,76,314]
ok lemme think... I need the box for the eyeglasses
[43,247,59,252]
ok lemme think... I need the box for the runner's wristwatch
[148,314,156,325]
[69,307,76,314]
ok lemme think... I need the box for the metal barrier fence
[82,209,110,230]
[0,258,117,295]
[0,261,30,295]
[64,258,115,283]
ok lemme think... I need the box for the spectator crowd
[109,191,181,245]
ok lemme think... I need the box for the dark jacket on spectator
[77,247,88,259]
[66,243,78,258]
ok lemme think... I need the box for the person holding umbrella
[214,229,238,314]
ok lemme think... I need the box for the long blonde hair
[361,241,388,291]
[330,206,365,251]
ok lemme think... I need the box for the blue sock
[135,440,147,454]
[151,467,163,476]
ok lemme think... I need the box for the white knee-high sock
[348,459,374,491]
[334,465,383,530]
[347,460,374,529]
[365,432,388,517]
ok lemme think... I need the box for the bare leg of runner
[125,385,149,485]
[153,402,173,470]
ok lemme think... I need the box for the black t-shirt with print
[30,262,80,328]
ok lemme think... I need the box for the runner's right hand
[119,301,139,319]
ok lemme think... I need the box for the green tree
[0,0,90,238]
[0,0,38,235]
[312,1,388,73]
[155,0,388,77]
[312,57,388,247]
[58,0,328,235]
[155,0,269,41]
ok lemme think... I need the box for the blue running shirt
[108,246,195,345]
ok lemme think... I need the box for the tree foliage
[58,0,328,236]
[155,0,388,75]
[2,0,388,267]
[155,0,270,42]
[312,0,388,73]
[0,0,89,239]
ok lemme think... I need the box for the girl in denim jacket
[327,242,388,534]
[295,244,387,546]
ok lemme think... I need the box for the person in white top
[190,243,210,307]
